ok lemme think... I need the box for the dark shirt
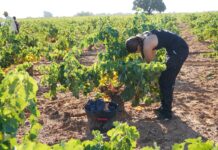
[150,30,189,58]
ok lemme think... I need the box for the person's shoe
[156,112,172,121]
[154,107,163,114]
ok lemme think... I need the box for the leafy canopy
[133,0,166,14]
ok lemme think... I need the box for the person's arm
[143,35,158,63]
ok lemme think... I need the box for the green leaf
[172,143,185,150]
[16,141,51,150]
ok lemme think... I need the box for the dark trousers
[158,55,187,113]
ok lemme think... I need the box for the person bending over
[126,29,189,120]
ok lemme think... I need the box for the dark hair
[125,36,143,53]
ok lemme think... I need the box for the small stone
[25,121,30,126]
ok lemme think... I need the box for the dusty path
[17,23,217,150]
[173,23,218,143]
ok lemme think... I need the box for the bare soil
[17,23,218,150]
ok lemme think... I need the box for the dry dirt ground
[17,24,218,150]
